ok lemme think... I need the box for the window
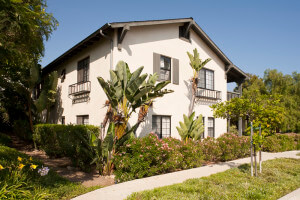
[61,116,65,125]
[77,115,89,125]
[179,25,190,40]
[152,115,171,139]
[198,68,214,90]
[208,117,215,137]
[77,57,89,83]
[159,56,171,81]
[61,69,66,83]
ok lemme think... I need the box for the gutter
[99,25,114,70]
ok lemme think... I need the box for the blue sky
[42,0,300,78]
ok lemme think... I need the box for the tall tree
[187,48,211,116]
[0,0,57,134]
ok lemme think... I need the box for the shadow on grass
[238,164,251,173]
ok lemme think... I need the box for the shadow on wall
[49,86,64,124]
[138,107,154,138]
[184,80,193,112]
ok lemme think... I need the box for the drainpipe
[100,27,113,70]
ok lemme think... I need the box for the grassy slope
[0,145,101,200]
[128,158,300,200]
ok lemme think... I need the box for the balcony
[68,81,91,95]
[227,91,240,101]
[196,88,221,100]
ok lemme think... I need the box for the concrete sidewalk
[278,188,300,200]
[72,150,300,200]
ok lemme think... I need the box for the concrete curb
[72,150,300,200]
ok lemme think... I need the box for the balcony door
[198,68,214,90]
[77,57,89,83]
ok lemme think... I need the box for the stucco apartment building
[43,18,247,139]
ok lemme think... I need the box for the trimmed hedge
[262,133,300,152]
[33,124,99,171]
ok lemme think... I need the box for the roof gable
[43,18,247,81]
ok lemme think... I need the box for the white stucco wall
[50,22,228,139]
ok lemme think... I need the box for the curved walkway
[73,150,300,200]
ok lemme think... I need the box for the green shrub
[0,133,11,146]
[200,136,221,162]
[217,133,250,161]
[33,124,100,172]
[113,133,175,182]
[263,134,298,152]
[113,133,252,183]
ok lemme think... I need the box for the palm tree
[187,48,211,116]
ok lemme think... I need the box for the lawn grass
[0,144,101,199]
[127,158,300,200]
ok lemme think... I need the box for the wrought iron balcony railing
[196,88,221,100]
[68,81,91,95]
[227,91,240,101]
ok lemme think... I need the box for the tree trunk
[188,78,197,116]
[28,94,34,135]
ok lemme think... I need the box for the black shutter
[172,58,179,85]
[153,53,160,79]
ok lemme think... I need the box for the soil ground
[10,135,114,187]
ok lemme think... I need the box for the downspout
[100,27,113,70]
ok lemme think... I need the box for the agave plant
[98,61,173,140]
[176,112,204,142]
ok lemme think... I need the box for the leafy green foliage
[127,158,300,200]
[98,61,173,138]
[0,145,100,199]
[0,0,58,134]
[176,112,204,141]
[0,133,11,146]
[241,70,300,133]
[262,133,299,152]
[33,124,100,172]
[211,95,284,136]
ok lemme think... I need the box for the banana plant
[97,61,173,140]
[187,49,211,116]
[176,112,204,143]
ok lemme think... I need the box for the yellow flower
[18,164,25,170]
[29,157,33,161]
[30,164,38,170]
[0,164,4,170]
[17,157,22,162]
